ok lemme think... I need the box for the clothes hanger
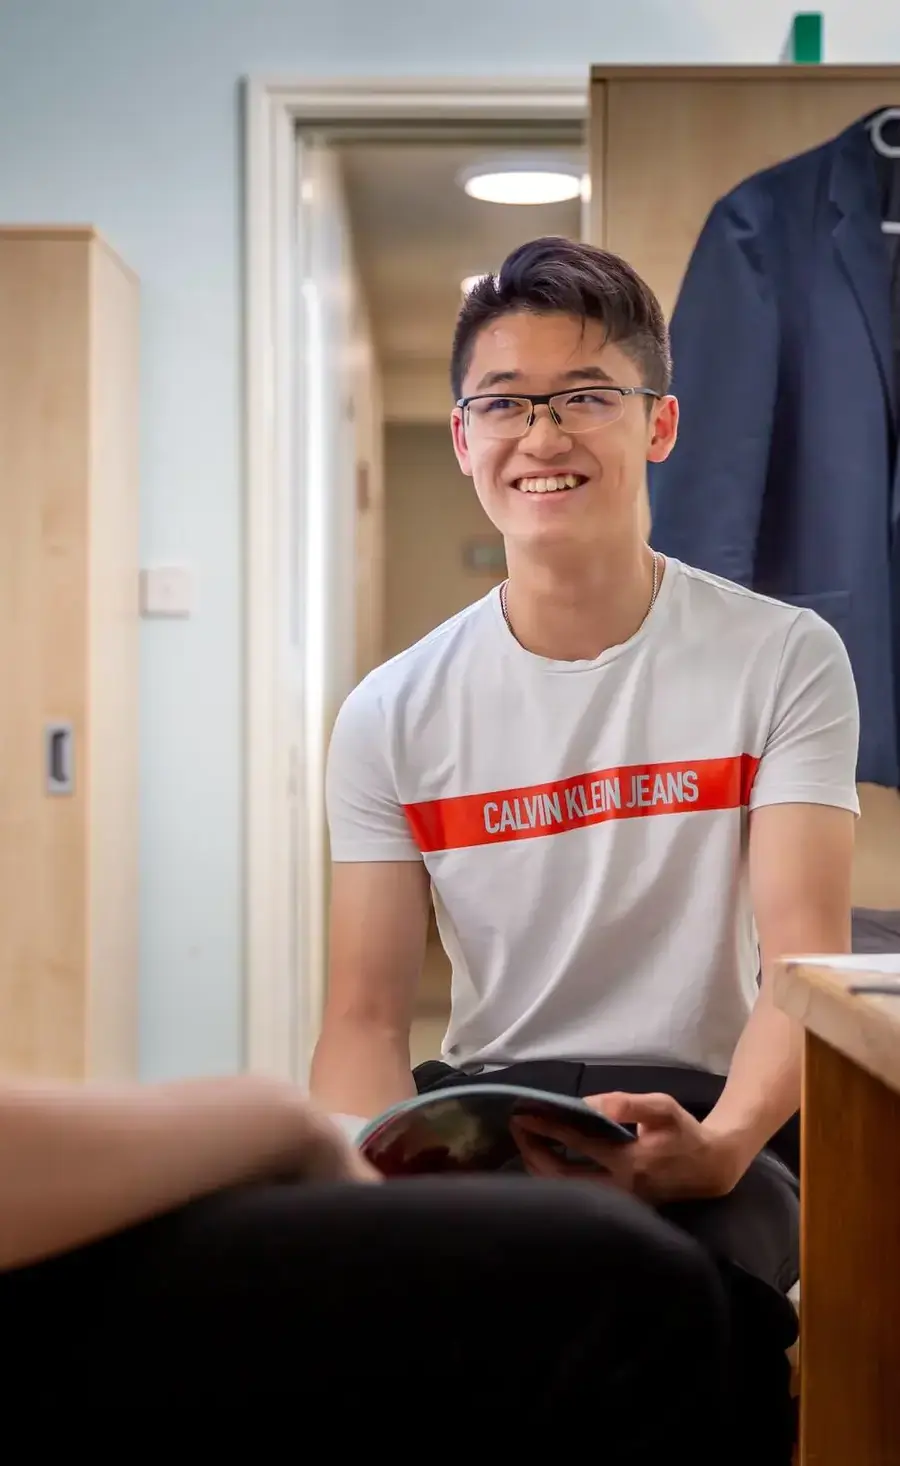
[868,107,900,234]
[869,106,900,157]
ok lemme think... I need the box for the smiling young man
[311,237,858,1460]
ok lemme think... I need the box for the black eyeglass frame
[456,387,661,434]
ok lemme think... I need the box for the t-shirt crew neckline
[490,555,678,674]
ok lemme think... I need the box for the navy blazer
[649,115,900,788]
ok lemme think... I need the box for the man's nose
[520,405,573,456]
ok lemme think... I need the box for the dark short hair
[450,236,671,401]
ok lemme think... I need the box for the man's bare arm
[0,1074,372,1272]
[309,860,432,1118]
[703,801,854,1180]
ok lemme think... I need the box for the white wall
[0,0,895,1078]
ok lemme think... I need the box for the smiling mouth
[513,473,587,495]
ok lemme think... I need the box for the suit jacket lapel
[829,120,895,431]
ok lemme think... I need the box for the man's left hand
[511,1092,745,1204]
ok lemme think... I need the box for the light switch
[139,566,196,618]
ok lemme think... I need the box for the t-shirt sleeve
[749,608,860,814]
[325,683,423,863]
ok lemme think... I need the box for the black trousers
[416,1059,800,1460]
[415,1059,800,1291]
[2,1178,732,1458]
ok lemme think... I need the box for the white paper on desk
[788,953,900,974]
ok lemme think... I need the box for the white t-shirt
[326,558,859,1077]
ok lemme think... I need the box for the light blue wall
[0,0,894,1078]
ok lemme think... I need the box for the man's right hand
[272,1096,380,1185]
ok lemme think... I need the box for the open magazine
[354,1083,635,1177]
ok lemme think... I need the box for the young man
[311,236,858,1457]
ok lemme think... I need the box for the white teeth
[517,474,582,494]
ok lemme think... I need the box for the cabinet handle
[45,722,74,796]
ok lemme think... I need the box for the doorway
[341,137,583,1061]
[244,77,586,1080]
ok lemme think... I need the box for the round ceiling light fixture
[458,157,586,206]
[460,273,490,294]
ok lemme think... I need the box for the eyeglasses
[457,387,660,439]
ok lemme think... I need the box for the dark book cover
[357,1083,634,1177]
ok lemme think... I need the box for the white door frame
[243,74,587,1080]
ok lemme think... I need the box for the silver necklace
[499,550,662,640]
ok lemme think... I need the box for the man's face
[450,310,678,550]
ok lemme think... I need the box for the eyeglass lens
[465,390,625,437]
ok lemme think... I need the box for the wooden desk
[775,956,900,1466]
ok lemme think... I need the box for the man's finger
[511,1126,572,1178]
[511,1120,632,1187]
[514,1114,624,1165]
[512,1114,583,1146]
[586,1091,682,1127]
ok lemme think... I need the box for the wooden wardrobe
[587,65,900,911]
[0,227,140,1080]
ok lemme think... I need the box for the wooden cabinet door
[0,229,138,1079]
[589,69,900,318]
[587,69,900,903]
[0,236,90,1077]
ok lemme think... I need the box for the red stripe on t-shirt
[403,754,761,854]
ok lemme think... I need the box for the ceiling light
[461,274,489,294]
[466,171,582,206]
[458,158,586,206]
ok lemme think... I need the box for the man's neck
[502,542,662,661]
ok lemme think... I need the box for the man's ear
[451,408,473,476]
[646,395,678,465]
